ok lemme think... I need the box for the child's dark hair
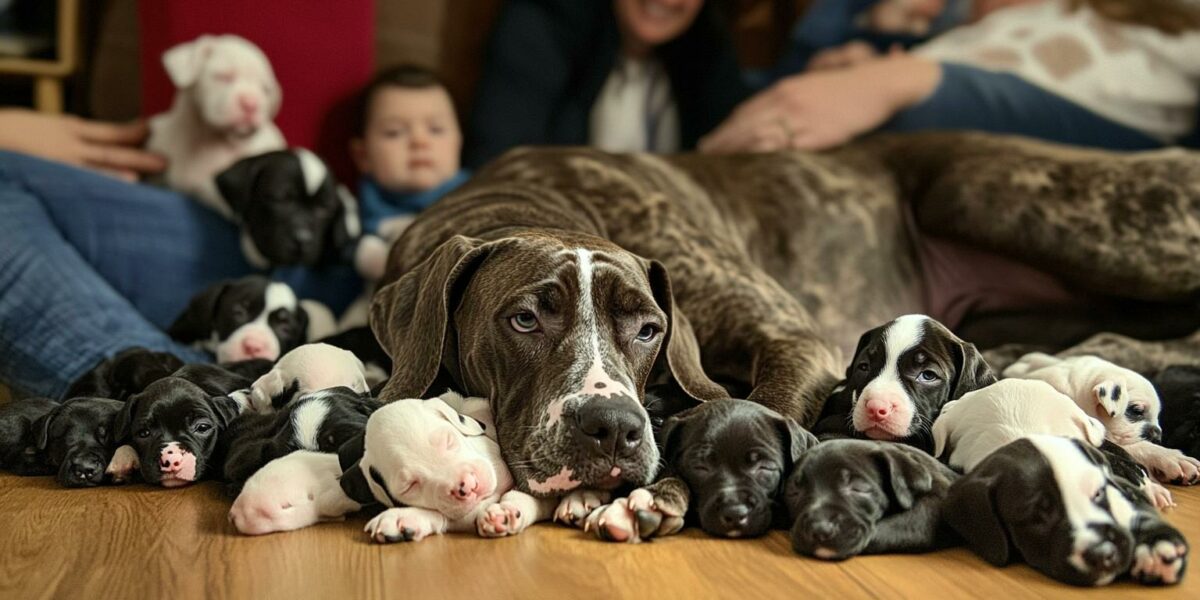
[353,64,449,136]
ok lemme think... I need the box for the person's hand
[0,109,166,181]
[699,54,941,153]
[807,41,881,72]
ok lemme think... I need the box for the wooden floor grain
[1,472,1198,599]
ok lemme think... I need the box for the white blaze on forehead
[264,282,299,313]
[294,147,327,196]
[291,395,331,450]
[861,314,927,397]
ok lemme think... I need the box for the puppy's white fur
[1005,353,1200,485]
[358,391,556,542]
[147,34,285,217]
[933,378,1106,473]
[229,450,361,535]
[249,343,369,412]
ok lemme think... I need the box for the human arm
[0,109,165,180]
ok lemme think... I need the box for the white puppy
[340,391,557,542]
[1005,353,1200,485]
[228,450,361,535]
[249,343,369,412]
[147,34,285,217]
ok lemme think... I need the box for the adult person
[465,0,749,167]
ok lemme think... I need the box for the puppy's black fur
[659,399,818,538]
[33,397,123,487]
[1150,365,1200,459]
[171,363,255,396]
[220,386,380,491]
[216,149,360,266]
[785,439,959,560]
[168,275,309,361]
[0,397,59,475]
[64,348,185,401]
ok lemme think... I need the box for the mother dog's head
[370,232,726,497]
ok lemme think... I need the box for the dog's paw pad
[553,490,611,528]
[477,502,524,538]
[1132,538,1188,585]
[364,508,435,543]
[583,499,639,543]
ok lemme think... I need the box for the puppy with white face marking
[1004,353,1200,485]
[339,392,557,542]
[944,435,1188,587]
[813,314,995,452]
[169,276,310,363]
[247,343,370,412]
[146,34,285,216]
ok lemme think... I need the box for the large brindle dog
[369,132,1200,535]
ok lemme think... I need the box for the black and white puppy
[64,348,185,401]
[944,434,1188,587]
[220,386,380,488]
[813,314,995,452]
[215,148,362,269]
[0,397,59,476]
[33,397,123,487]
[168,275,309,363]
[1149,365,1200,460]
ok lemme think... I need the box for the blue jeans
[0,151,363,398]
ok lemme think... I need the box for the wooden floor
[1,473,1197,599]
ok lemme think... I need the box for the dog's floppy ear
[33,402,66,451]
[168,281,230,343]
[774,414,819,468]
[209,396,242,429]
[657,407,701,470]
[647,260,729,404]
[215,154,264,217]
[1074,412,1107,447]
[943,467,1012,566]
[162,35,214,89]
[846,326,884,379]
[336,434,376,505]
[330,184,363,255]
[370,235,504,401]
[112,393,141,443]
[874,445,935,510]
[424,397,486,437]
[950,340,996,400]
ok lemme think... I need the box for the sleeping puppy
[813,314,995,452]
[1150,365,1200,459]
[582,399,817,543]
[146,34,285,216]
[168,276,310,363]
[247,343,370,412]
[317,326,392,388]
[220,386,379,487]
[229,450,362,535]
[785,439,958,560]
[64,348,185,401]
[112,377,245,487]
[339,391,557,542]
[32,397,123,487]
[0,397,59,475]
[215,149,362,269]
[1004,353,1200,485]
[944,435,1188,586]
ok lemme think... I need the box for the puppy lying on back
[582,399,818,543]
[247,343,370,412]
[340,392,557,542]
[1150,365,1200,459]
[813,314,995,452]
[34,397,123,487]
[786,439,958,560]
[1004,353,1200,485]
[0,397,59,476]
[945,435,1188,586]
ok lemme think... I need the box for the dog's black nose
[1145,425,1163,443]
[72,464,97,480]
[809,520,837,544]
[719,503,751,529]
[573,399,646,458]
[1084,541,1120,572]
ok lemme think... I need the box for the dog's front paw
[364,508,441,543]
[476,502,526,538]
[1131,531,1188,585]
[553,489,610,528]
[1145,480,1176,510]
[105,445,140,484]
[1146,448,1200,485]
[582,487,685,543]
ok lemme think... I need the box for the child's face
[352,86,462,193]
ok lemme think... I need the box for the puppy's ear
[113,394,141,443]
[1074,413,1107,447]
[215,154,264,217]
[775,414,819,468]
[329,184,363,255]
[339,462,377,506]
[943,469,1012,566]
[874,446,935,510]
[657,408,699,470]
[370,236,505,402]
[168,281,230,343]
[950,341,996,400]
[210,396,242,429]
[425,397,486,437]
[33,404,64,451]
[647,260,729,404]
[846,326,883,379]
[162,35,214,89]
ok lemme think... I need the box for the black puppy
[0,397,59,475]
[1150,365,1200,459]
[813,314,995,452]
[33,397,123,487]
[169,275,309,363]
[785,439,958,560]
[216,148,361,268]
[64,348,185,401]
[945,434,1188,586]
[654,399,818,539]
[220,386,380,490]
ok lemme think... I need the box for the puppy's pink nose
[237,95,259,115]
[160,447,182,473]
[241,338,268,358]
[453,472,479,499]
[865,396,896,420]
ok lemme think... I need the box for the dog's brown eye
[510,312,539,333]
[857,362,869,372]
[137,429,151,439]
[1127,405,1146,417]
[747,450,761,464]
[636,324,660,342]
[194,421,214,434]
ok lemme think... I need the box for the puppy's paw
[364,508,441,543]
[1146,448,1200,485]
[476,502,526,538]
[553,489,610,528]
[1145,480,1175,510]
[1092,381,1123,418]
[582,487,685,543]
[105,445,139,484]
[1131,532,1188,585]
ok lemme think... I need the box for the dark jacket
[466,0,750,168]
